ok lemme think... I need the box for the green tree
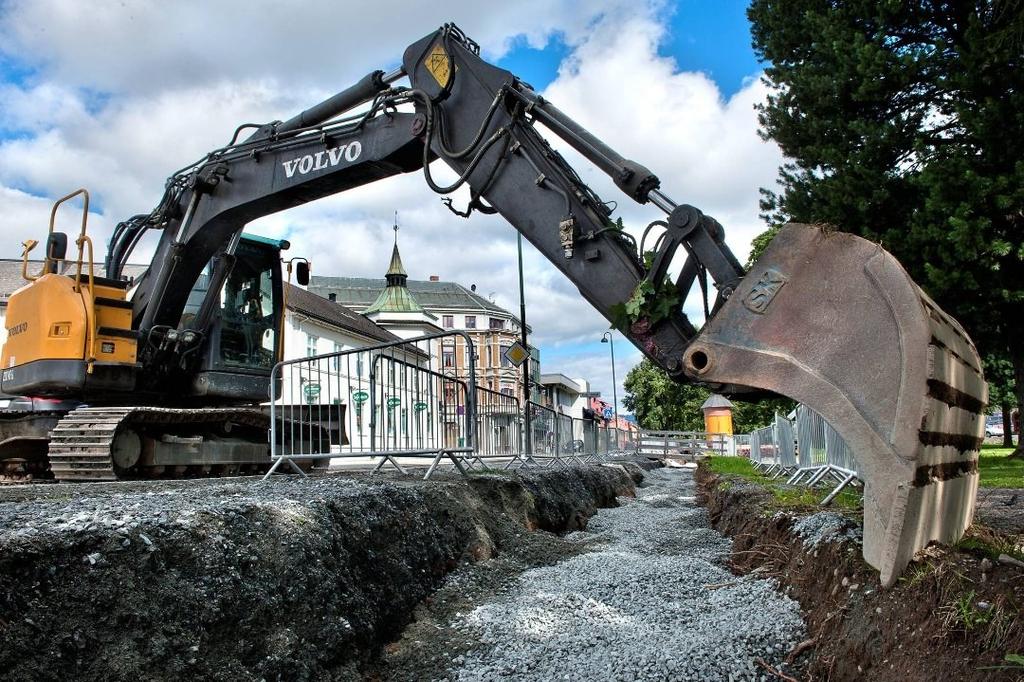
[623,360,792,432]
[623,360,708,431]
[984,353,1018,448]
[749,0,1024,458]
[745,224,781,269]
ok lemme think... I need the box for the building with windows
[539,373,592,419]
[310,242,541,404]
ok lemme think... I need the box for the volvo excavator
[0,24,986,585]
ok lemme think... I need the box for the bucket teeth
[686,223,985,587]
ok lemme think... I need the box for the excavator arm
[103,24,984,586]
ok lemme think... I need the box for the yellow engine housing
[1,273,138,396]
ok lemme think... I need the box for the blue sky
[497,1,762,97]
[0,1,779,414]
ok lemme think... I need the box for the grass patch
[708,444,1022,491]
[705,456,862,511]
[978,444,1023,489]
[955,525,1024,562]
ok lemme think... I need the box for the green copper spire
[365,216,424,314]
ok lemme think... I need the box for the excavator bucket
[682,224,985,587]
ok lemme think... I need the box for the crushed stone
[791,511,863,549]
[437,468,806,681]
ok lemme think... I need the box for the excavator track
[48,406,277,481]
[0,410,64,483]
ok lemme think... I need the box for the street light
[601,331,619,446]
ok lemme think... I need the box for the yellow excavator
[0,24,985,585]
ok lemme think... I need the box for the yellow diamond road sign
[504,341,530,367]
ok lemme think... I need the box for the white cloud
[0,186,109,264]
[0,2,782,383]
[0,0,631,93]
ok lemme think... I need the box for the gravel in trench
[443,467,805,681]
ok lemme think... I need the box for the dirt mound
[697,464,1024,681]
[0,466,635,681]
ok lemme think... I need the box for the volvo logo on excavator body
[281,141,362,179]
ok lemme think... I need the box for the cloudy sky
[0,0,783,413]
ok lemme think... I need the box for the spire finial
[393,211,399,246]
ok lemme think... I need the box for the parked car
[986,422,1005,437]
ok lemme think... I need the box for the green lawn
[704,456,862,511]
[979,444,1024,489]
[707,445,1021,492]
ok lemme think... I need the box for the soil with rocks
[976,488,1024,536]
[0,465,638,681]
[367,465,807,681]
[697,463,1024,681]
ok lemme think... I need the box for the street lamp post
[601,331,619,448]
[517,232,531,455]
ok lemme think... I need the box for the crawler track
[48,406,275,481]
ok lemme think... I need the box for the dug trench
[697,464,1024,681]
[0,464,643,681]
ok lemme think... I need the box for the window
[208,239,278,369]
[500,386,515,397]
[356,354,364,378]
[332,342,343,371]
[306,334,319,358]
[489,317,504,330]
[442,343,455,368]
[442,315,454,328]
[500,344,512,367]
[464,315,476,329]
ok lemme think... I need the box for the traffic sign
[386,397,401,408]
[503,340,530,367]
[414,401,428,411]
[352,390,369,404]
[303,383,320,398]
[603,406,614,419]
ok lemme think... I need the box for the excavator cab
[180,233,286,402]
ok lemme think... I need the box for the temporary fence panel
[749,425,774,465]
[529,402,558,455]
[774,413,798,469]
[476,386,521,456]
[793,404,859,475]
[638,431,736,457]
[795,405,829,469]
[267,331,477,477]
[733,433,751,457]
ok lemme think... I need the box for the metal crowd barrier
[264,330,641,480]
[265,331,480,479]
[515,402,637,469]
[788,405,861,504]
[471,385,522,468]
[638,430,739,458]
[744,406,862,506]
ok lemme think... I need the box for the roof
[385,243,406,277]
[539,373,581,393]
[364,284,426,314]
[285,283,402,344]
[0,259,149,304]
[701,393,734,410]
[310,276,512,316]
[363,243,427,315]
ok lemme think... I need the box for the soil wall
[0,465,638,681]
[697,465,1024,681]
